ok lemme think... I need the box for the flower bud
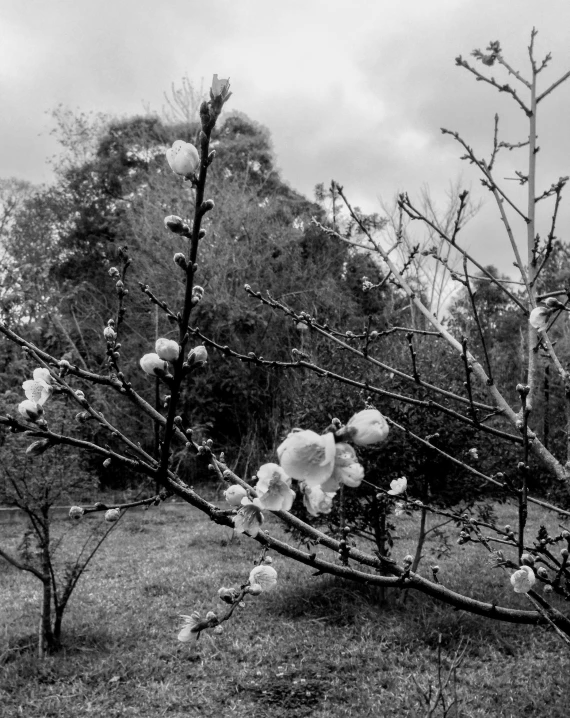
[521,553,535,567]
[104,508,121,523]
[224,485,248,506]
[18,400,43,422]
[191,286,204,305]
[155,338,180,362]
[545,296,565,309]
[200,100,210,121]
[139,353,168,376]
[166,140,200,178]
[211,74,230,98]
[201,199,215,213]
[248,565,277,592]
[26,439,51,456]
[103,326,117,341]
[403,555,413,565]
[108,267,120,279]
[343,409,389,446]
[529,306,552,330]
[69,506,84,520]
[536,566,548,579]
[188,345,208,367]
[164,215,186,234]
[205,611,218,623]
[217,586,239,604]
[173,253,187,270]
[103,458,112,468]
[561,548,569,559]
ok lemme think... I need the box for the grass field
[1,498,569,717]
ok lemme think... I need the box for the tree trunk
[39,505,60,653]
[373,495,389,604]
[411,505,428,574]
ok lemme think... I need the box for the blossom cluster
[139,338,208,376]
[226,409,394,536]
[178,561,276,644]
[18,368,53,422]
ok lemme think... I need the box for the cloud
[1,0,570,274]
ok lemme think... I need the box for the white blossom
[233,499,264,537]
[321,443,364,491]
[178,611,202,643]
[18,400,43,422]
[277,429,335,486]
[22,378,52,406]
[104,508,121,523]
[248,565,277,592]
[188,345,208,366]
[224,485,248,506]
[302,484,336,516]
[166,140,200,178]
[394,501,405,517]
[529,306,551,330]
[139,353,168,376]
[344,409,389,446]
[255,463,295,511]
[387,477,407,496]
[155,338,180,362]
[510,565,536,593]
[32,368,52,384]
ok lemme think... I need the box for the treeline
[1,106,570,509]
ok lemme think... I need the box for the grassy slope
[1,501,569,718]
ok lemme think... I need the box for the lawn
[1,498,569,717]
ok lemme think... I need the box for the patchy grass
[1,500,569,717]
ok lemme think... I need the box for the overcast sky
[2,0,570,276]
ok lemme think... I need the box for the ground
[1,498,568,717]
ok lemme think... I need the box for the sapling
[0,431,121,655]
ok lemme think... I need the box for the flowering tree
[3,36,570,653]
